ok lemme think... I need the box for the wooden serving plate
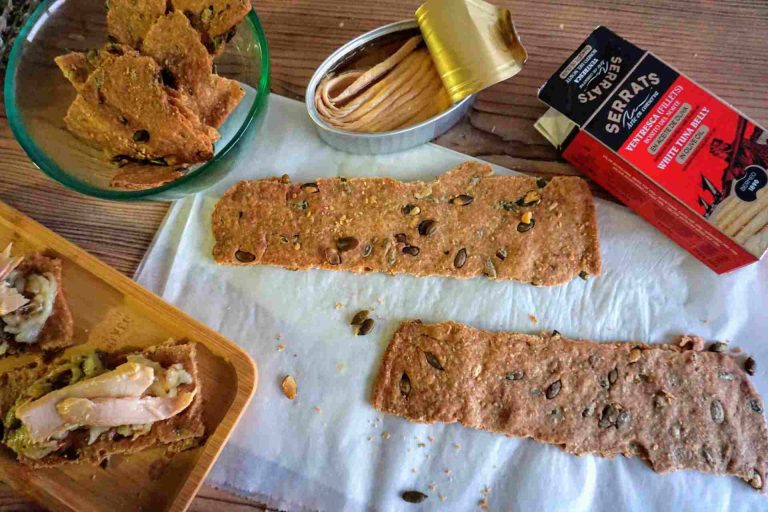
[0,201,258,512]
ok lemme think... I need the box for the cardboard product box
[536,26,768,274]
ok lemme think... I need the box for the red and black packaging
[536,26,768,274]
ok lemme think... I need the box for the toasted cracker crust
[372,320,768,493]
[2,253,75,356]
[106,0,166,48]
[64,53,219,166]
[110,163,189,190]
[212,162,601,286]
[10,341,204,468]
[142,12,244,128]
[171,0,250,39]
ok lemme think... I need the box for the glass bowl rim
[3,3,270,201]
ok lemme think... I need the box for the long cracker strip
[211,161,601,286]
[372,320,768,493]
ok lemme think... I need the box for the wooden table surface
[1,0,766,510]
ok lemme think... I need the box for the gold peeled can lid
[416,0,528,103]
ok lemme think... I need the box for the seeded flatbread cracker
[2,341,204,468]
[211,161,601,286]
[54,52,91,91]
[171,0,250,53]
[64,53,219,165]
[1,253,74,356]
[55,44,139,92]
[110,163,189,190]
[142,12,244,128]
[372,320,768,493]
[106,0,166,47]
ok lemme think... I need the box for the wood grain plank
[0,1,766,510]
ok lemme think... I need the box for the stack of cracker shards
[54,0,251,190]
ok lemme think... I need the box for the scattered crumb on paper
[281,375,297,400]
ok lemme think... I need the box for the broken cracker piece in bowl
[4,0,270,201]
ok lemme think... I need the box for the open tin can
[306,20,476,155]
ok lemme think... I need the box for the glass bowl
[4,0,270,201]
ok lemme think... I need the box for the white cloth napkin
[135,94,768,512]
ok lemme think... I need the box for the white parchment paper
[135,95,768,512]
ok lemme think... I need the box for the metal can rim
[305,19,475,141]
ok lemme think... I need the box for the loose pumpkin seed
[281,375,297,400]
[545,379,561,399]
[484,258,497,279]
[749,399,763,413]
[401,490,428,504]
[235,250,256,263]
[403,245,420,256]
[356,318,374,336]
[745,357,757,375]
[361,243,373,258]
[710,398,725,424]
[395,233,408,243]
[552,330,561,337]
[579,271,590,280]
[402,204,420,216]
[425,352,444,371]
[749,470,763,490]
[280,174,291,184]
[350,310,369,325]
[517,219,535,233]
[505,370,524,381]
[132,129,150,142]
[337,237,359,252]
[451,194,474,206]
[301,182,320,193]
[324,248,341,265]
[400,373,411,397]
[496,248,507,260]
[709,342,728,353]
[454,248,467,269]
[418,219,438,236]
[608,368,618,385]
